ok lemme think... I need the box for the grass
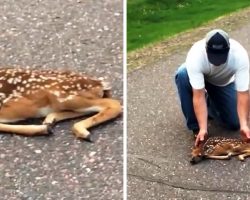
[127,0,250,51]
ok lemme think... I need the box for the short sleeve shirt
[185,39,249,91]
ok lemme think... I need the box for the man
[175,29,250,146]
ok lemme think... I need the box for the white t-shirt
[186,38,249,91]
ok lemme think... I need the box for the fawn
[190,136,250,164]
[0,68,122,141]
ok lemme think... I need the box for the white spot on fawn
[7,78,14,84]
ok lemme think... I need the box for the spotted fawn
[190,136,250,164]
[0,68,122,141]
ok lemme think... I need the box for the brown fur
[0,68,122,140]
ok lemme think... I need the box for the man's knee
[175,66,189,85]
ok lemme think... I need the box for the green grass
[127,0,250,51]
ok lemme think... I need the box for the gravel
[0,0,123,199]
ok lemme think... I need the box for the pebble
[89,151,96,157]
[52,181,58,185]
[86,168,91,173]
[34,149,42,154]
[5,172,14,178]
[0,153,6,158]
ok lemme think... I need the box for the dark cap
[206,29,230,66]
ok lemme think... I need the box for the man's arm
[237,91,250,140]
[193,88,208,146]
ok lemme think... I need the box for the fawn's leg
[206,147,235,160]
[238,152,250,161]
[43,112,84,124]
[72,98,121,140]
[0,98,50,136]
[0,123,49,136]
[206,155,231,160]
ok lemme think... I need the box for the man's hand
[195,130,208,147]
[237,91,250,142]
[240,125,250,142]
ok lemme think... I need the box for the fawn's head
[190,145,205,164]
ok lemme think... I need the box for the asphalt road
[0,1,123,199]
[128,12,250,200]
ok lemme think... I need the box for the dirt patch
[127,7,250,72]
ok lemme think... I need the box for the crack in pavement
[129,154,169,163]
[136,157,162,169]
[129,154,250,195]
[128,173,250,195]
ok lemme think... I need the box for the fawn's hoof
[72,125,92,141]
[238,155,245,161]
[45,123,56,135]
[82,134,94,143]
[76,132,94,143]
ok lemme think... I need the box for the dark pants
[175,64,240,131]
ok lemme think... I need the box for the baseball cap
[205,29,230,66]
